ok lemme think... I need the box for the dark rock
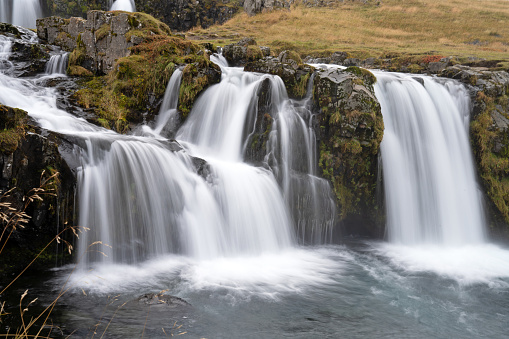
[223,38,267,66]
[0,105,77,273]
[343,58,360,67]
[43,0,240,32]
[245,56,314,99]
[427,61,447,74]
[37,11,169,75]
[243,0,294,16]
[312,66,384,237]
[330,51,348,65]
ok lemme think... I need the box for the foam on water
[68,248,341,298]
[375,243,509,287]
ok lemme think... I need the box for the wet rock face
[450,67,509,237]
[312,66,384,236]
[37,11,145,74]
[0,105,77,273]
[0,24,49,76]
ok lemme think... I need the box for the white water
[11,0,42,29]
[45,52,69,75]
[110,0,136,12]
[3,30,509,339]
[374,72,486,245]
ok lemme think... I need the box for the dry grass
[188,0,509,60]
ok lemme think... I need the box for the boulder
[222,38,268,67]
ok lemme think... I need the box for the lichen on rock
[312,66,384,236]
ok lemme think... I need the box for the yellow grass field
[188,0,509,61]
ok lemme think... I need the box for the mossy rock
[313,67,384,236]
[0,105,28,154]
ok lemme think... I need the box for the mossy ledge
[38,11,221,133]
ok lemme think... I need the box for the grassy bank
[187,0,509,60]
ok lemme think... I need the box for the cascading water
[2,29,509,339]
[110,0,136,12]
[45,52,69,75]
[8,0,42,29]
[0,0,10,24]
[374,72,486,245]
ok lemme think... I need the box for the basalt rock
[37,11,172,75]
[0,105,77,274]
[312,66,384,237]
[136,0,241,32]
[244,52,314,99]
[445,67,509,238]
[0,24,50,77]
[222,38,269,67]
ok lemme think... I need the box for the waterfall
[374,72,486,245]
[110,0,136,12]
[11,0,42,29]
[0,0,11,24]
[45,53,69,75]
[177,65,336,245]
[140,69,183,138]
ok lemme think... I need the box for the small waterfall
[374,72,486,245]
[265,74,336,244]
[11,0,42,29]
[110,0,136,12]
[45,53,69,75]
[140,69,182,137]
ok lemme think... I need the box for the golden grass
[188,0,509,60]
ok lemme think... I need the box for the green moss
[345,66,376,86]
[94,23,111,41]
[72,24,219,132]
[246,45,263,61]
[471,91,509,225]
[0,105,27,154]
[291,72,311,99]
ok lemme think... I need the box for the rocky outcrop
[245,50,314,99]
[243,57,384,236]
[243,0,294,16]
[43,11,222,132]
[0,23,50,77]
[313,66,384,236]
[36,11,170,75]
[0,105,76,273]
[222,38,270,67]
[441,67,509,238]
[42,0,241,32]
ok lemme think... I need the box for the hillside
[188,0,509,64]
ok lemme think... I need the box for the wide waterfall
[2,28,509,338]
[110,0,136,12]
[374,72,486,245]
[0,0,42,29]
